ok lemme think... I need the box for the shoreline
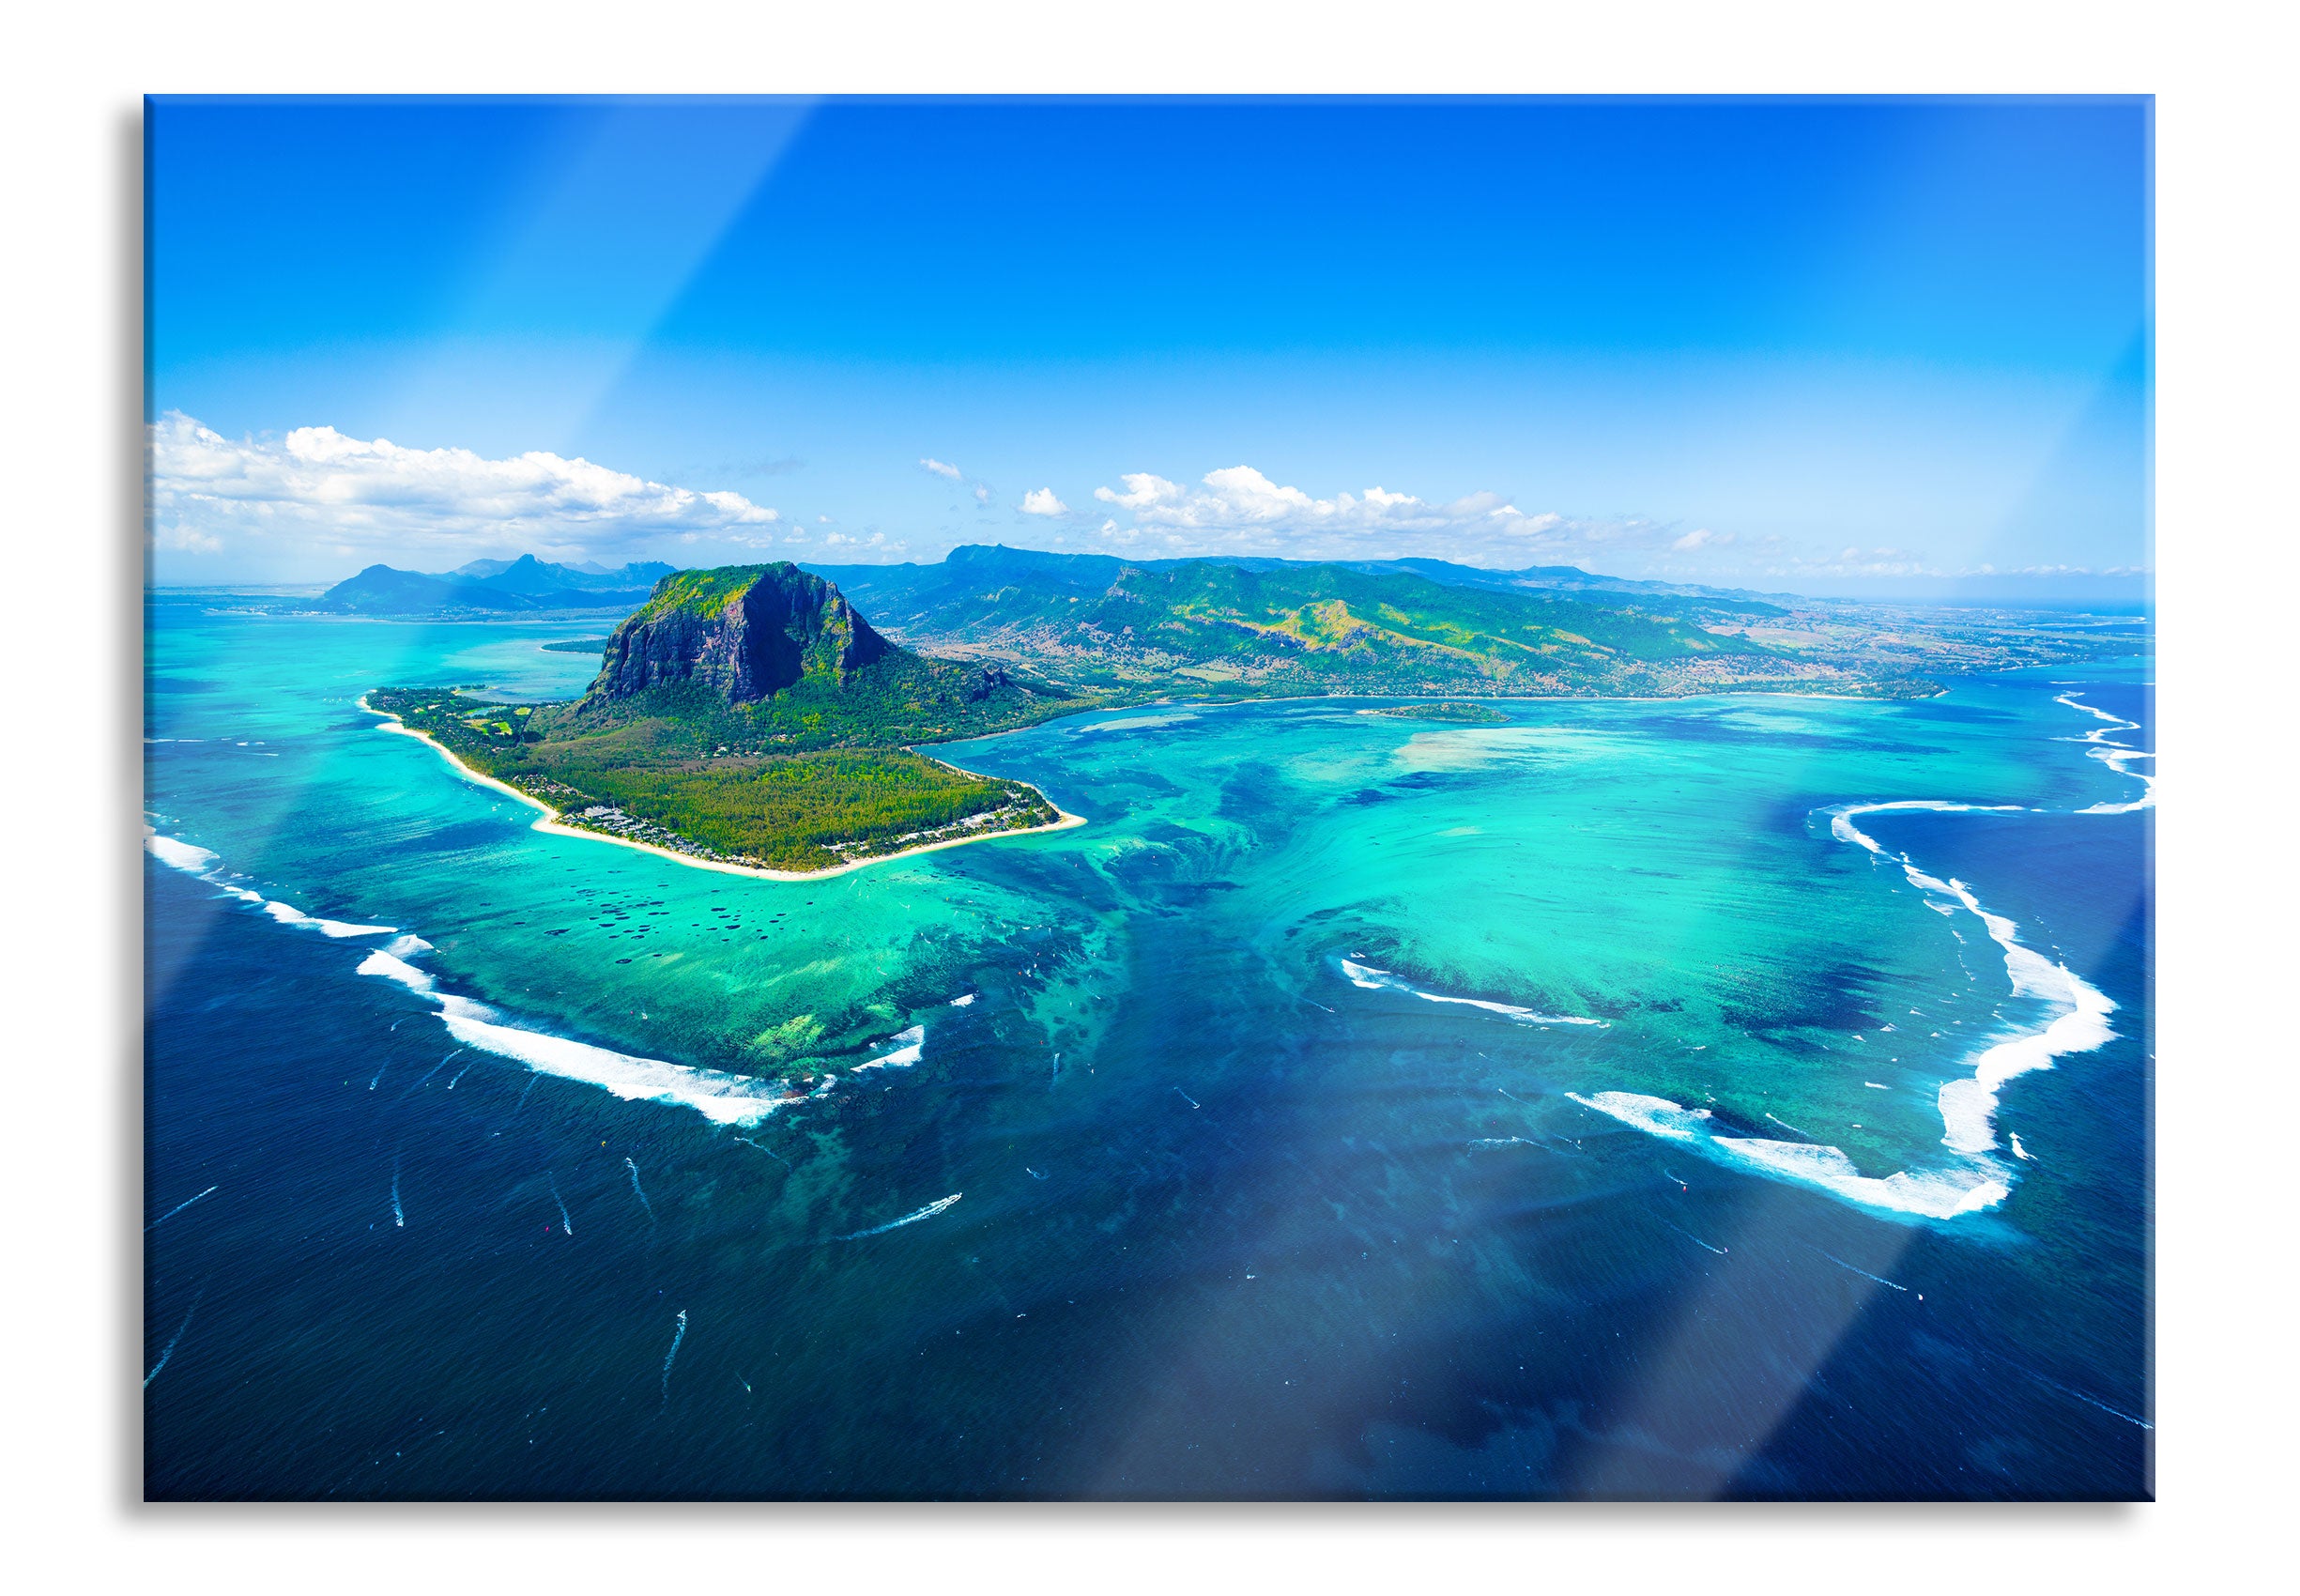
[356,696,1087,883]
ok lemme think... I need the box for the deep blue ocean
[145,610,2151,1499]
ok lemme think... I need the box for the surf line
[836,1192,961,1241]
[1566,690,2140,1223]
[148,830,820,1134]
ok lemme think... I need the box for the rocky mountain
[586,564,892,704]
[549,562,1077,751]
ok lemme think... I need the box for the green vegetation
[366,562,1101,872]
[369,687,1065,871]
[540,637,611,653]
[824,553,1922,698]
[1365,701,1510,724]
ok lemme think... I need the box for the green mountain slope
[815,547,1848,697]
[370,563,1097,872]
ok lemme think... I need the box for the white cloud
[149,411,782,566]
[1020,487,1069,516]
[974,483,993,506]
[1094,473,1182,512]
[919,456,963,481]
[1066,461,1786,575]
[1090,465,1550,541]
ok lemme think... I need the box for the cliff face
[586,563,892,705]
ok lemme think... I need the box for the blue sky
[148,96,2150,593]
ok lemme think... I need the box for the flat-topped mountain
[368,562,1094,873]
[560,562,1065,750]
[587,564,891,704]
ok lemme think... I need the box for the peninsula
[367,563,1098,874]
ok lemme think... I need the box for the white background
[1,3,2292,1590]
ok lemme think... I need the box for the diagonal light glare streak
[384,99,817,456]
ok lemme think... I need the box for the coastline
[356,695,1087,883]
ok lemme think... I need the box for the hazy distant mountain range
[318,555,678,614]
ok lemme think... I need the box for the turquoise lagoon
[144,605,2153,1498]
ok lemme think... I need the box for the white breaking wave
[948,992,977,1007]
[2057,692,2155,814]
[356,949,436,994]
[1566,1091,1712,1142]
[1568,1083,2013,1220]
[436,1005,795,1127]
[1822,795,2120,1163]
[263,900,398,938]
[851,1025,926,1071]
[349,944,797,1128]
[837,1191,961,1240]
[1565,722,2133,1218]
[145,834,218,873]
[1338,959,1606,1027]
[147,829,396,936]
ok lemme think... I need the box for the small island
[366,563,1099,876]
[1362,701,1510,724]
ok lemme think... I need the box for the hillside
[367,563,1096,872]
[804,545,1892,698]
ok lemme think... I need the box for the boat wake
[836,1191,962,1240]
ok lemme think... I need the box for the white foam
[356,949,436,994]
[1714,1137,2010,1220]
[1924,874,2117,1154]
[851,1024,927,1071]
[1831,800,2025,858]
[1565,1091,1712,1142]
[145,834,218,873]
[439,1010,794,1127]
[2057,694,2154,812]
[1564,1089,2012,1220]
[1342,959,1605,1027]
[948,993,977,1007]
[383,934,433,959]
[264,900,398,938]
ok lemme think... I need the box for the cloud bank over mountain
[150,412,786,573]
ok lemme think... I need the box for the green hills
[370,562,1095,872]
[807,545,1860,698]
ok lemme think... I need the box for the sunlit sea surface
[144,606,2152,1498]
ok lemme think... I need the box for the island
[358,552,2145,877]
[365,563,1098,876]
[1361,701,1510,724]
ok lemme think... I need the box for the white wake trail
[837,1192,962,1240]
